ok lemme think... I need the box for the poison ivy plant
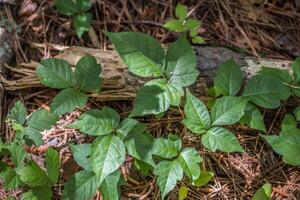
[0,146,60,200]
[7,101,58,146]
[164,4,204,44]
[252,182,272,200]
[106,32,198,116]
[37,55,102,115]
[153,135,203,199]
[183,89,245,153]
[261,115,300,166]
[63,106,153,200]
[54,0,92,37]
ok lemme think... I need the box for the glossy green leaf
[178,147,202,180]
[0,168,23,190]
[242,75,291,109]
[202,127,244,152]
[239,104,266,132]
[165,83,184,106]
[50,88,87,115]
[36,58,74,89]
[211,96,247,126]
[164,20,185,32]
[17,161,48,187]
[62,170,100,200]
[45,148,60,185]
[252,182,272,200]
[70,143,92,171]
[193,171,214,187]
[262,125,300,166]
[116,118,147,140]
[182,89,210,134]
[90,135,125,184]
[154,160,183,199]
[294,106,300,121]
[130,79,170,117]
[27,109,58,131]
[74,55,102,92]
[258,67,292,84]
[7,101,27,125]
[124,131,155,166]
[175,4,187,20]
[99,170,123,200]
[6,142,26,166]
[166,36,198,87]
[74,13,92,38]
[186,19,200,31]
[106,32,165,77]
[179,186,189,200]
[214,59,244,96]
[23,127,43,146]
[68,107,120,136]
[152,138,181,159]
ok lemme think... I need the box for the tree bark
[2,46,292,101]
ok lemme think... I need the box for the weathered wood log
[2,46,291,101]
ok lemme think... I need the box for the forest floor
[1,0,300,199]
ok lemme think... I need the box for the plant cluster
[54,0,92,38]
[2,5,300,198]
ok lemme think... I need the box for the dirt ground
[1,0,300,199]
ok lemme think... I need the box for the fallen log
[1,45,292,101]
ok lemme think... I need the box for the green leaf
[106,32,165,77]
[252,182,272,200]
[7,101,27,125]
[191,36,205,44]
[164,20,185,32]
[189,30,198,37]
[165,83,184,106]
[175,4,187,20]
[262,125,300,166]
[153,160,183,199]
[62,170,101,200]
[166,36,198,87]
[31,185,53,200]
[258,67,292,84]
[211,96,248,126]
[294,106,300,121]
[193,171,214,187]
[90,135,125,184]
[27,109,58,131]
[124,131,155,167]
[202,127,244,152]
[76,0,92,12]
[68,107,120,136]
[45,148,60,185]
[292,57,300,83]
[50,88,87,115]
[281,114,297,129]
[239,104,266,132]
[186,19,200,31]
[36,58,74,89]
[242,75,291,109]
[116,118,147,140]
[214,59,244,96]
[74,13,92,38]
[7,142,26,166]
[178,148,202,181]
[70,143,92,171]
[21,191,38,200]
[0,168,23,190]
[179,186,189,200]
[17,161,48,187]
[54,0,78,16]
[130,79,170,117]
[74,55,102,92]
[134,159,153,175]
[152,138,181,159]
[99,170,123,200]
[23,127,43,146]
[182,89,210,134]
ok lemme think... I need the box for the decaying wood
[1,46,292,101]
